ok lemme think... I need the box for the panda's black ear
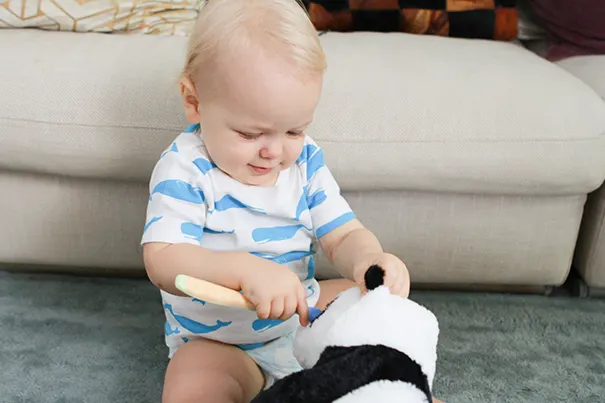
[364,265,385,290]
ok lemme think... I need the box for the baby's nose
[260,139,282,160]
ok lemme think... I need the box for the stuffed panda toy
[251,265,440,403]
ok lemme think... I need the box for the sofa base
[575,283,605,298]
[567,268,605,298]
[0,171,587,287]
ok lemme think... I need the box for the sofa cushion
[0,0,198,35]
[1,29,605,196]
[556,55,605,100]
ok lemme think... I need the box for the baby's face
[196,50,323,187]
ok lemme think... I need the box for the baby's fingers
[390,279,407,298]
[270,298,285,320]
[388,268,410,298]
[280,294,298,321]
[256,300,271,320]
[399,276,411,298]
[296,287,309,326]
[383,267,399,290]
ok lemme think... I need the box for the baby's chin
[243,176,278,187]
[226,167,283,187]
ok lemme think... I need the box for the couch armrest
[575,182,605,288]
[557,55,605,291]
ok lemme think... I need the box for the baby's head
[181,0,326,186]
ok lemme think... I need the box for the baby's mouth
[248,164,274,174]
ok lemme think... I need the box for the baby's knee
[163,369,247,403]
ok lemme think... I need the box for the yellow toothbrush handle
[175,274,256,310]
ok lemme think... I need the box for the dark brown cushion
[302,0,518,41]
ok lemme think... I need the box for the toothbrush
[175,274,322,321]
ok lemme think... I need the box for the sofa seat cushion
[556,55,605,100]
[1,30,605,195]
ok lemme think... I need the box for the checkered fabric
[302,0,518,41]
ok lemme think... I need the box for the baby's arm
[144,242,262,296]
[303,138,409,295]
[318,219,383,281]
[322,221,411,296]
[319,220,410,298]
[145,242,309,323]
[319,215,410,297]
[301,138,383,281]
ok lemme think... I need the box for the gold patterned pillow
[0,0,203,35]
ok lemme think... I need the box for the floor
[1,270,604,403]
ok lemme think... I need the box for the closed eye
[287,130,304,136]
[237,131,261,140]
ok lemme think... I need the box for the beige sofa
[557,56,605,295]
[1,29,605,294]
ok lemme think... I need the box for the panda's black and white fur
[251,265,440,403]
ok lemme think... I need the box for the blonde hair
[183,0,326,91]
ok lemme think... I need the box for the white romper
[141,124,355,385]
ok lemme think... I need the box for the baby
[141,1,425,402]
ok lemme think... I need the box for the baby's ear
[364,265,386,291]
[180,78,201,124]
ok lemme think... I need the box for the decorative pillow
[302,0,518,41]
[516,0,546,40]
[0,0,202,35]
[528,0,605,61]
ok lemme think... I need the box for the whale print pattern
[210,194,266,215]
[307,189,327,210]
[183,123,200,133]
[305,147,325,182]
[180,223,235,242]
[193,157,217,175]
[160,142,178,159]
[203,227,235,235]
[151,180,205,204]
[142,130,355,348]
[181,222,203,242]
[143,216,163,234]
[164,304,231,334]
[306,255,316,280]
[165,321,181,336]
[295,186,309,221]
[250,250,314,265]
[252,318,284,333]
[252,224,310,244]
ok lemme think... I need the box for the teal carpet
[1,271,604,402]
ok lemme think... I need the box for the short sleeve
[141,151,209,246]
[302,139,356,239]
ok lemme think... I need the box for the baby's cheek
[228,144,256,165]
[285,141,305,165]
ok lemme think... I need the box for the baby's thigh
[317,278,356,309]
[163,338,264,403]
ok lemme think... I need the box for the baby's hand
[240,260,309,326]
[353,253,410,298]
